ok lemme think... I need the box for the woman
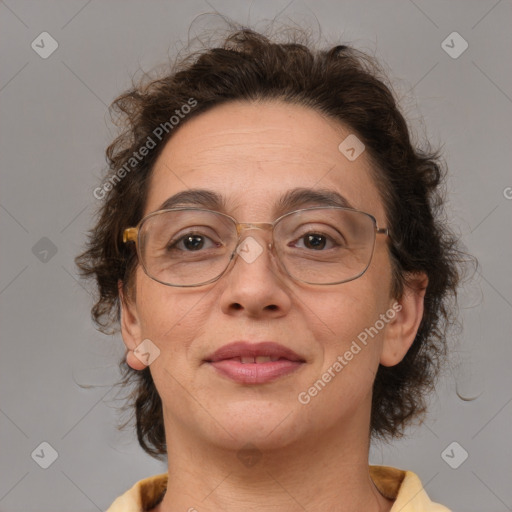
[76,27,464,511]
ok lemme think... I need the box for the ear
[380,272,428,367]
[118,280,146,371]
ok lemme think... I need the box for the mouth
[216,355,286,363]
[204,341,306,384]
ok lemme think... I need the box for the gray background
[1,1,511,511]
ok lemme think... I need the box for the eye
[291,232,338,251]
[167,232,220,252]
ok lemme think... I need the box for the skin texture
[120,100,427,512]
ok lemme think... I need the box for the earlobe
[118,280,146,371]
[380,273,428,367]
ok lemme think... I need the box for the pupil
[305,234,325,250]
[184,235,204,250]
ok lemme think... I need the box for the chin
[209,401,302,449]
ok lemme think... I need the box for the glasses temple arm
[123,227,138,243]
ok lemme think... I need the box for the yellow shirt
[106,465,451,511]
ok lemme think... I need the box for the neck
[154,421,393,512]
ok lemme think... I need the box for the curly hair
[76,26,468,459]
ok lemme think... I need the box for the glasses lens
[275,208,377,284]
[139,209,236,286]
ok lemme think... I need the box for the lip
[204,341,306,384]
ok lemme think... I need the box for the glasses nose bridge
[235,221,275,250]
[235,221,274,236]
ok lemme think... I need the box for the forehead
[146,100,386,223]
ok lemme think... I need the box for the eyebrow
[157,187,355,217]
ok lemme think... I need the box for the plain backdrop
[1,1,511,511]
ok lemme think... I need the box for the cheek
[308,265,392,382]
[317,293,386,378]
[300,291,388,419]
[134,270,209,352]
[314,267,390,340]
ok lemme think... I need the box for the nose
[218,229,292,317]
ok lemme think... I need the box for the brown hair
[76,27,469,459]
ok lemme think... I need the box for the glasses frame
[123,206,390,287]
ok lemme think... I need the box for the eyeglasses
[123,207,389,287]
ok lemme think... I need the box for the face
[121,100,417,452]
